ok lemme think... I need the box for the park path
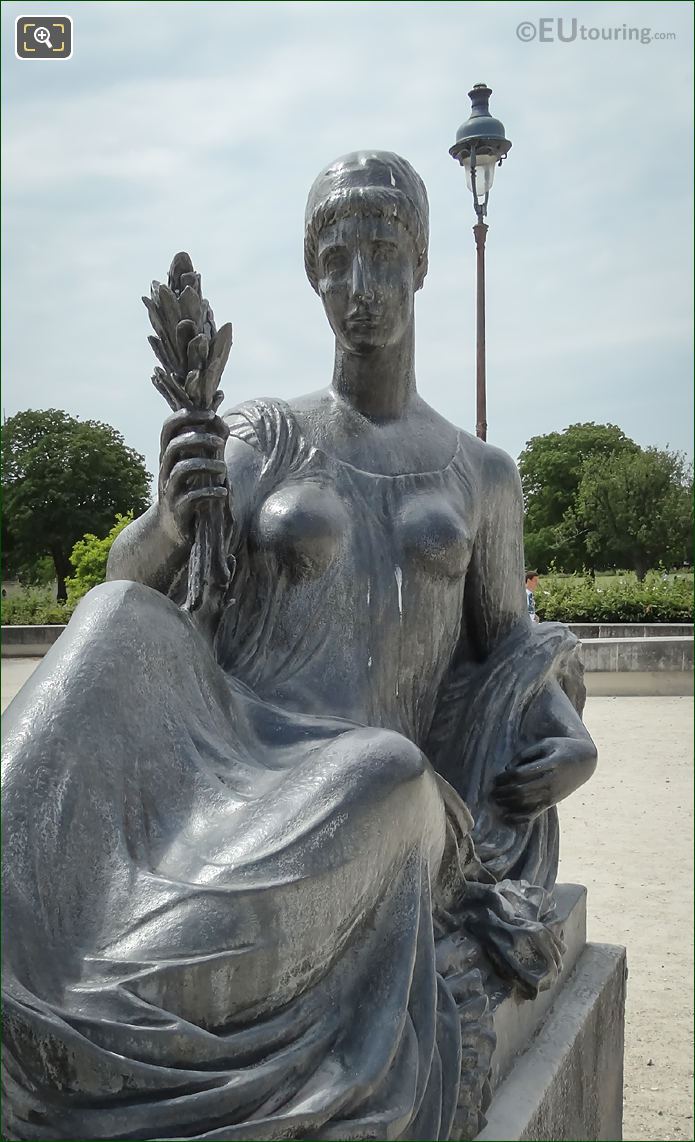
[559,696,694,1142]
[1,664,693,1141]
[1,657,42,711]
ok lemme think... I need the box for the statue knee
[351,728,428,784]
[69,580,186,654]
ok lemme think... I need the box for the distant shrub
[15,556,56,589]
[66,513,133,606]
[1,588,73,626]
[2,513,133,626]
[536,573,693,624]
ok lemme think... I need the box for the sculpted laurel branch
[143,251,233,414]
[143,252,234,618]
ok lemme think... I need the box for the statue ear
[414,253,428,292]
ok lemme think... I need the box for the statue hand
[157,408,230,548]
[491,736,597,822]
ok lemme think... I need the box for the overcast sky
[2,0,693,484]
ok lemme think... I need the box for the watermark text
[516,18,676,45]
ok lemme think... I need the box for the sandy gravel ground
[1,657,43,711]
[559,696,694,1142]
[2,665,693,1140]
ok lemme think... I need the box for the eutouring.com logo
[516,18,676,44]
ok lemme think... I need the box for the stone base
[477,943,626,1141]
[486,883,589,1091]
[474,884,627,1142]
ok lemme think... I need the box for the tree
[518,423,639,572]
[576,447,693,580]
[66,513,134,605]
[2,410,151,600]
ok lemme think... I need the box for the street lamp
[450,84,511,442]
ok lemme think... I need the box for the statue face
[316,213,416,353]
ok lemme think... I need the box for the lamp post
[450,84,511,442]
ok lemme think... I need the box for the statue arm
[492,675,597,817]
[106,501,189,592]
[462,443,528,659]
[460,445,597,816]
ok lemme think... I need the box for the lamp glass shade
[464,153,496,197]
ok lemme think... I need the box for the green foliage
[1,513,133,623]
[519,424,694,577]
[575,447,693,580]
[535,572,693,624]
[1,587,73,626]
[66,513,133,605]
[13,555,55,588]
[2,409,151,600]
[519,422,638,573]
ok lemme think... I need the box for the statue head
[304,152,429,293]
[304,152,429,353]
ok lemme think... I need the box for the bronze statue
[2,152,596,1141]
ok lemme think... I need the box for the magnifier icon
[34,26,53,49]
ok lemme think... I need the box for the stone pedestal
[474,884,627,1142]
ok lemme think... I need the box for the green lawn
[546,570,693,588]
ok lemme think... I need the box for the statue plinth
[474,885,626,1141]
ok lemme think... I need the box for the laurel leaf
[178,285,203,326]
[184,369,205,407]
[204,323,233,394]
[187,333,209,372]
[147,335,175,373]
[143,295,180,370]
[175,319,197,361]
[168,251,195,295]
[157,284,181,338]
[180,271,201,295]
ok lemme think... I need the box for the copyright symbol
[516,21,537,41]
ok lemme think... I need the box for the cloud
[2,0,693,481]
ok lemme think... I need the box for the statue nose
[351,253,375,300]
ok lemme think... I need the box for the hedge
[536,572,693,624]
[2,572,692,629]
[1,588,74,626]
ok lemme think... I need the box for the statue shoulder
[450,432,522,516]
[472,443,524,540]
[223,397,312,492]
[223,397,294,453]
[478,439,522,499]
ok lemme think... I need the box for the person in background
[526,570,540,623]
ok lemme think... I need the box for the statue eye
[322,250,348,274]
[372,242,396,263]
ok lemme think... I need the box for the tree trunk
[50,545,72,602]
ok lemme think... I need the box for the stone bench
[1,624,66,657]
[569,623,693,639]
[2,624,693,697]
[580,636,693,696]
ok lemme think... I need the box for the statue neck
[331,329,416,421]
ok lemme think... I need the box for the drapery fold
[1,583,487,1141]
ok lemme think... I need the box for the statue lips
[345,308,381,330]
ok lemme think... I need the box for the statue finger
[514,742,548,764]
[159,408,218,455]
[165,456,228,491]
[175,485,230,525]
[160,431,227,476]
[500,758,555,785]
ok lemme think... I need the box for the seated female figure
[1,152,596,1142]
